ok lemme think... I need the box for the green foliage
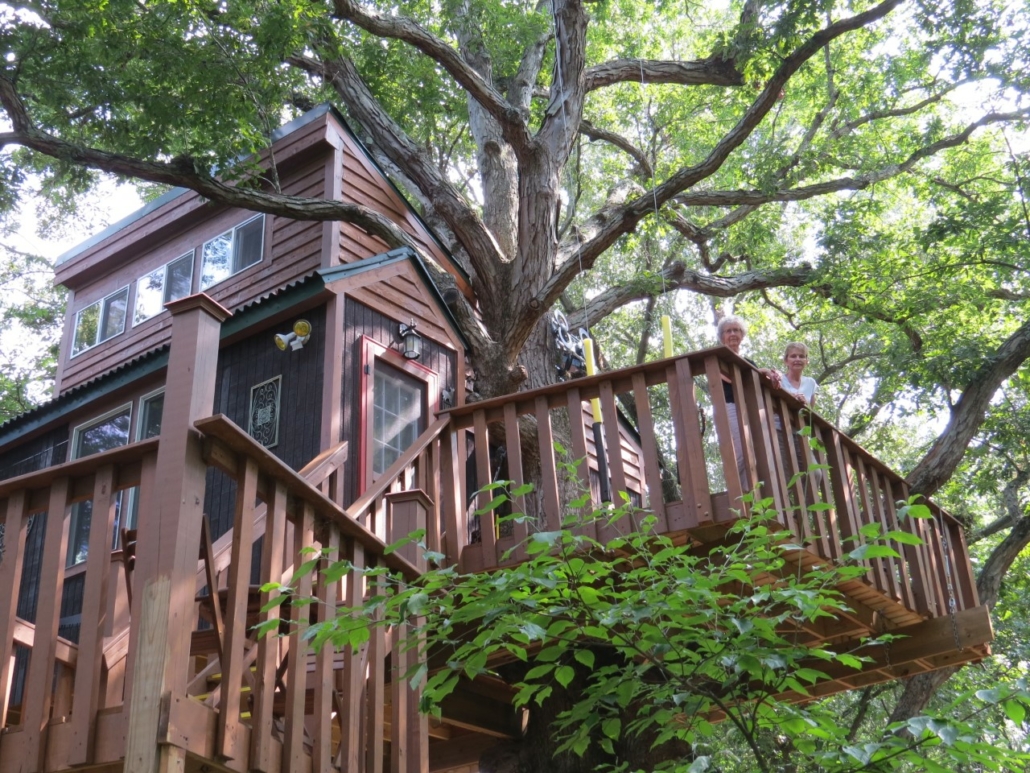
[278,474,1029,772]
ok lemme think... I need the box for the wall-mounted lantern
[398,320,423,360]
[275,319,311,351]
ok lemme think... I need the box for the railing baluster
[503,402,529,562]
[69,464,118,766]
[704,356,745,514]
[669,358,710,526]
[853,457,886,590]
[888,479,929,615]
[774,397,808,543]
[741,369,787,520]
[251,481,287,773]
[339,541,367,772]
[0,489,28,727]
[534,396,562,533]
[439,430,463,568]
[472,409,496,565]
[949,519,977,610]
[868,467,903,604]
[23,476,70,772]
[218,457,258,762]
[284,503,314,773]
[425,440,441,559]
[825,430,861,568]
[313,523,341,770]
[598,380,630,544]
[565,388,597,540]
[366,555,386,773]
[631,372,667,530]
[880,477,917,610]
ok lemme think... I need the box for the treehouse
[0,105,992,773]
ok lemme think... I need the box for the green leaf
[601,717,621,739]
[574,649,595,669]
[555,665,575,688]
[1004,700,1026,724]
[885,530,924,545]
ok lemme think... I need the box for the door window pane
[372,367,423,475]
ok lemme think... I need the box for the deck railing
[440,347,981,633]
[0,344,991,773]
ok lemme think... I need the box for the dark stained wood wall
[0,426,69,482]
[341,299,457,506]
[203,306,326,540]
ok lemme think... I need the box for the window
[71,286,130,357]
[360,336,438,489]
[372,368,423,475]
[134,252,194,325]
[137,389,164,441]
[67,405,132,567]
[199,215,265,290]
[118,390,164,548]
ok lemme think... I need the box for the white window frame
[199,214,265,291]
[359,336,439,492]
[135,387,165,441]
[71,285,130,358]
[118,388,165,549]
[68,403,132,567]
[133,251,195,326]
[71,403,133,460]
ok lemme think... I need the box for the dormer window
[71,285,129,357]
[133,251,194,325]
[199,214,265,290]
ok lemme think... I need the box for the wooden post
[123,294,229,773]
[321,292,346,506]
[22,477,70,772]
[385,490,431,571]
[0,489,29,727]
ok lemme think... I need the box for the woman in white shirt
[782,342,817,407]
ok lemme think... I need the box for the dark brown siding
[203,306,326,540]
[341,299,457,506]
[0,426,69,482]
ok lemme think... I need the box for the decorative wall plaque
[249,376,281,448]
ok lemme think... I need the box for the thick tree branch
[907,317,1030,497]
[329,0,533,154]
[584,57,744,92]
[579,119,652,177]
[306,55,506,306]
[0,74,432,254]
[537,0,905,311]
[566,263,815,329]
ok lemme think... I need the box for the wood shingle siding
[203,306,326,540]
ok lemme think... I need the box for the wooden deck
[0,340,991,773]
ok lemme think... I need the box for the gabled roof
[318,246,471,353]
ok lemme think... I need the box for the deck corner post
[123,293,230,773]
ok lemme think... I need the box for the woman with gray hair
[715,315,780,491]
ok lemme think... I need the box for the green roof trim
[318,247,471,353]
